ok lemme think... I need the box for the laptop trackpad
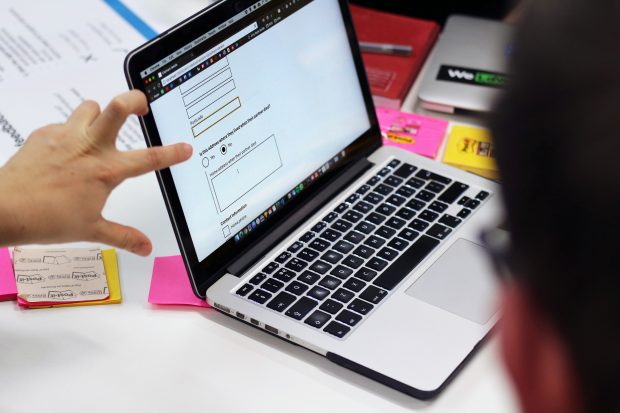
[405,238,499,325]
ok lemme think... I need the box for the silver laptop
[418,15,514,113]
[125,0,502,398]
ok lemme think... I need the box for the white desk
[0,3,519,412]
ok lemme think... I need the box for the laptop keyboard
[233,158,491,339]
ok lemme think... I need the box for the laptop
[418,15,514,113]
[125,0,502,399]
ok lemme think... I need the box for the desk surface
[0,2,519,412]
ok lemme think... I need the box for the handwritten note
[0,248,17,301]
[149,255,210,308]
[377,108,448,159]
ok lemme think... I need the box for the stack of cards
[10,248,122,309]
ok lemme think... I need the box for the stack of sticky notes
[442,125,499,180]
[377,108,448,159]
[4,247,122,309]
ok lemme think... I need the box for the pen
[359,41,413,56]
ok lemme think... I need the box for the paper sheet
[148,255,211,308]
[0,248,17,301]
[377,108,448,159]
[18,249,122,308]
[0,0,154,165]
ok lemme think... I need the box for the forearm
[0,164,29,247]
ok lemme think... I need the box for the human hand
[0,90,192,256]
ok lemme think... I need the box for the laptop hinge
[227,157,374,277]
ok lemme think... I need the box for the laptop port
[214,303,230,313]
[236,312,245,319]
[264,325,278,335]
[250,318,260,326]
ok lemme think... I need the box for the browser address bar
[161,22,258,87]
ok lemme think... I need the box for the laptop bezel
[125,0,381,298]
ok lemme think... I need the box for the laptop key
[364,192,384,204]
[322,250,343,264]
[386,194,406,206]
[262,262,279,274]
[476,190,490,200]
[367,257,388,272]
[416,190,435,202]
[364,235,385,248]
[374,184,394,196]
[438,182,470,204]
[336,310,362,327]
[341,255,364,269]
[236,284,254,297]
[406,199,426,211]
[385,217,406,230]
[319,275,342,290]
[425,181,445,194]
[396,207,416,221]
[298,248,319,262]
[439,214,462,228]
[311,221,327,233]
[332,219,352,233]
[320,299,344,314]
[419,210,439,222]
[355,221,376,234]
[300,232,315,243]
[307,286,330,301]
[249,273,267,285]
[309,238,330,252]
[393,163,417,178]
[406,177,425,189]
[376,203,396,216]
[275,251,292,264]
[298,270,321,285]
[388,238,409,251]
[344,231,365,244]
[323,212,338,223]
[288,241,304,253]
[377,247,398,261]
[465,199,481,209]
[378,167,391,177]
[398,228,419,242]
[396,186,415,198]
[356,184,371,195]
[330,265,354,279]
[348,298,374,315]
[321,229,342,242]
[427,223,452,240]
[286,258,308,272]
[366,176,381,186]
[354,268,378,282]
[274,268,296,283]
[345,193,360,204]
[305,310,332,329]
[261,279,284,293]
[267,292,297,312]
[416,169,451,185]
[332,288,355,303]
[248,289,272,304]
[366,212,386,225]
[385,176,404,187]
[457,208,472,219]
[458,196,472,205]
[428,201,449,213]
[335,203,349,214]
[375,226,396,239]
[359,285,388,304]
[373,235,440,290]
[343,277,366,293]
[387,159,401,169]
[324,321,351,338]
[333,240,355,254]
[285,297,318,320]
[409,218,430,232]
[285,281,309,296]
[309,260,332,274]
[353,201,373,214]
[353,245,375,259]
[343,210,363,223]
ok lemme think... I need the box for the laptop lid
[125,0,381,298]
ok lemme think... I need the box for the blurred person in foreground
[490,0,619,411]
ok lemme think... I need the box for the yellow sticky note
[443,125,498,179]
[25,249,122,308]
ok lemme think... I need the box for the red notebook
[350,5,440,109]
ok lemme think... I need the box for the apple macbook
[125,0,502,398]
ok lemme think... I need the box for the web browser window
[142,0,370,261]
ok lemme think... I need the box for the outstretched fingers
[93,219,153,256]
[121,143,193,178]
[88,90,149,145]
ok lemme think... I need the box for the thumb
[93,219,153,256]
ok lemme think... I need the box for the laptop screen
[140,0,371,262]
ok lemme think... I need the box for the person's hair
[491,0,620,411]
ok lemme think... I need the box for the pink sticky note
[148,255,211,308]
[0,248,17,301]
[377,108,448,159]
